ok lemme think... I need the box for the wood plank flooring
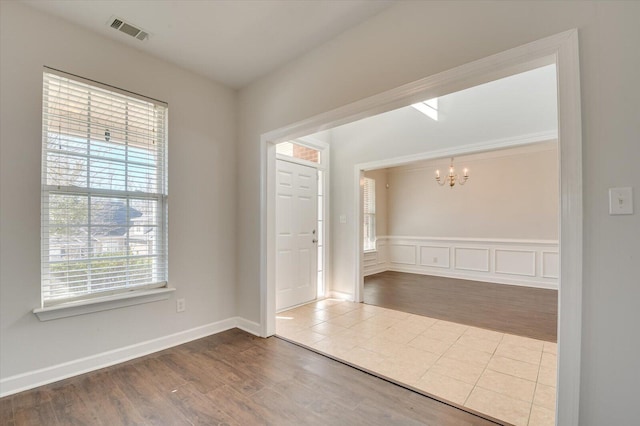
[365,271,557,342]
[1,328,498,426]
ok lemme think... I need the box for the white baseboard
[386,266,558,290]
[0,316,258,398]
[235,317,262,336]
[364,265,387,277]
[326,290,355,301]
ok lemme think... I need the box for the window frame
[363,177,376,252]
[38,68,169,316]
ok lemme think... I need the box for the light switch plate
[339,214,347,224]
[609,187,633,215]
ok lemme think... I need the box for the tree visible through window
[41,69,168,306]
[363,177,376,251]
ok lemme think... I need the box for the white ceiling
[329,64,558,155]
[22,0,392,88]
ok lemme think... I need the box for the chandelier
[435,157,469,188]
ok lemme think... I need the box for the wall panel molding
[365,236,558,289]
[495,249,536,277]
[388,244,417,265]
[454,247,491,272]
[419,246,450,268]
[542,251,560,279]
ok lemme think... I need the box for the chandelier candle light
[436,157,469,188]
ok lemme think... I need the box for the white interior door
[276,159,318,311]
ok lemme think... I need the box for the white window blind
[363,177,376,251]
[41,69,168,307]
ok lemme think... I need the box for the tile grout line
[462,332,505,407]
[280,300,554,426]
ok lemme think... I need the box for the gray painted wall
[0,1,638,424]
[0,2,237,378]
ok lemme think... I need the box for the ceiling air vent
[108,16,149,41]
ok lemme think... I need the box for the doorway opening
[261,30,582,425]
[274,137,329,312]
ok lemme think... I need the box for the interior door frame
[274,137,330,310]
[260,30,582,425]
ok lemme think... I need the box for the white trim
[388,244,418,265]
[326,290,355,301]
[275,153,320,169]
[33,287,176,321]
[359,130,557,172]
[355,169,365,302]
[385,266,558,290]
[377,235,558,245]
[542,251,560,279]
[0,316,259,397]
[389,139,558,173]
[260,30,582,425]
[235,317,262,336]
[369,236,559,288]
[453,247,490,272]
[363,265,387,277]
[263,136,330,337]
[555,30,583,426]
[418,246,450,269]
[494,249,537,277]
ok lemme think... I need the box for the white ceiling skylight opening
[412,98,438,121]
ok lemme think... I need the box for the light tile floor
[277,299,557,426]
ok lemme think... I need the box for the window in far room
[363,177,376,251]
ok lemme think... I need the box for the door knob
[312,239,318,243]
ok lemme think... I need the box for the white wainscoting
[364,236,558,289]
[363,239,388,276]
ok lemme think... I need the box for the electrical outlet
[176,298,186,313]
[433,257,438,264]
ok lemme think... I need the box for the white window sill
[33,287,176,321]
[363,249,378,254]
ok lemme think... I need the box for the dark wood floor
[1,328,498,426]
[365,271,557,342]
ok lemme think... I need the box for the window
[363,177,376,251]
[276,141,320,163]
[41,69,168,307]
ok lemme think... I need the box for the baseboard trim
[0,316,258,397]
[386,266,558,290]
[364,265,387,277]
[235,317,262,336]
[327,290,355,301]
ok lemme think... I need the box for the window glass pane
[276,141,320,163]
[363,177,376,250]
[42,70,167,306]
[46,153,87,187]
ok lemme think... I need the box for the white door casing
[263,30,582,426]
[276,160,318,311]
